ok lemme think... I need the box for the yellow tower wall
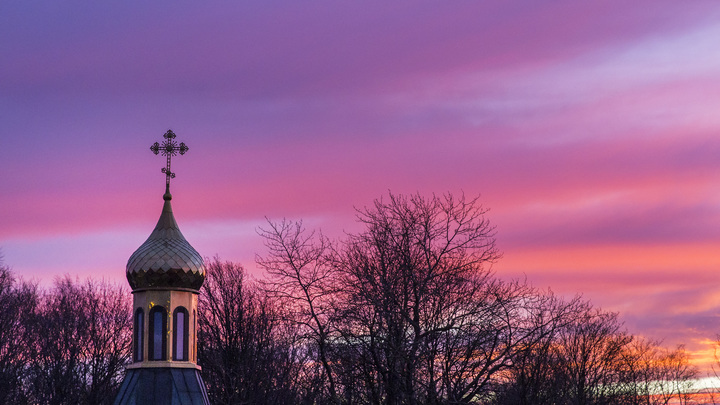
[127,289,200,370]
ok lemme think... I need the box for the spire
[126,130,205,291]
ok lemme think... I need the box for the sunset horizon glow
[2,1,720,373]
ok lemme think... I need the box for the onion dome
[126,191,205,291]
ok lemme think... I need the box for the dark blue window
[134,308,144,362]
[148,306,167,361]
[173,307,189,361]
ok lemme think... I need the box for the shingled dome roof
[126,192,205,291]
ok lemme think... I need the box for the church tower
[114,130,210,405]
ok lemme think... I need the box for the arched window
[173,307,189,361]
[134,308,144,362]
[148,306,167,361]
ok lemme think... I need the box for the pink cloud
[3,0,720,369]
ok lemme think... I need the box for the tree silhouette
[198,258,305,405]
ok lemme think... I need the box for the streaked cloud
[2,0,720,371]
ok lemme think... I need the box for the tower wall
[130,289,200,368]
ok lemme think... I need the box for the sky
[2,0,720,370]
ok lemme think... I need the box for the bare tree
[650,345,697,405]
[492,293,589,405]
[704,338,720,404]
[198,258,304,405]
[547,308,632,404]
[250,191,704,404]
[337,192,501,404]
[257,220,340,404]
[0,262,38,405]
[259,192,658,405]
[494,308,701,405]
[26,276,131,405]
[611,338,696,405]
[315,192,523,404]
[81,280,132,404]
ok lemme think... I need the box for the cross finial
[150,130,189,196]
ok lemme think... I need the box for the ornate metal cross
[150,130,189,190]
